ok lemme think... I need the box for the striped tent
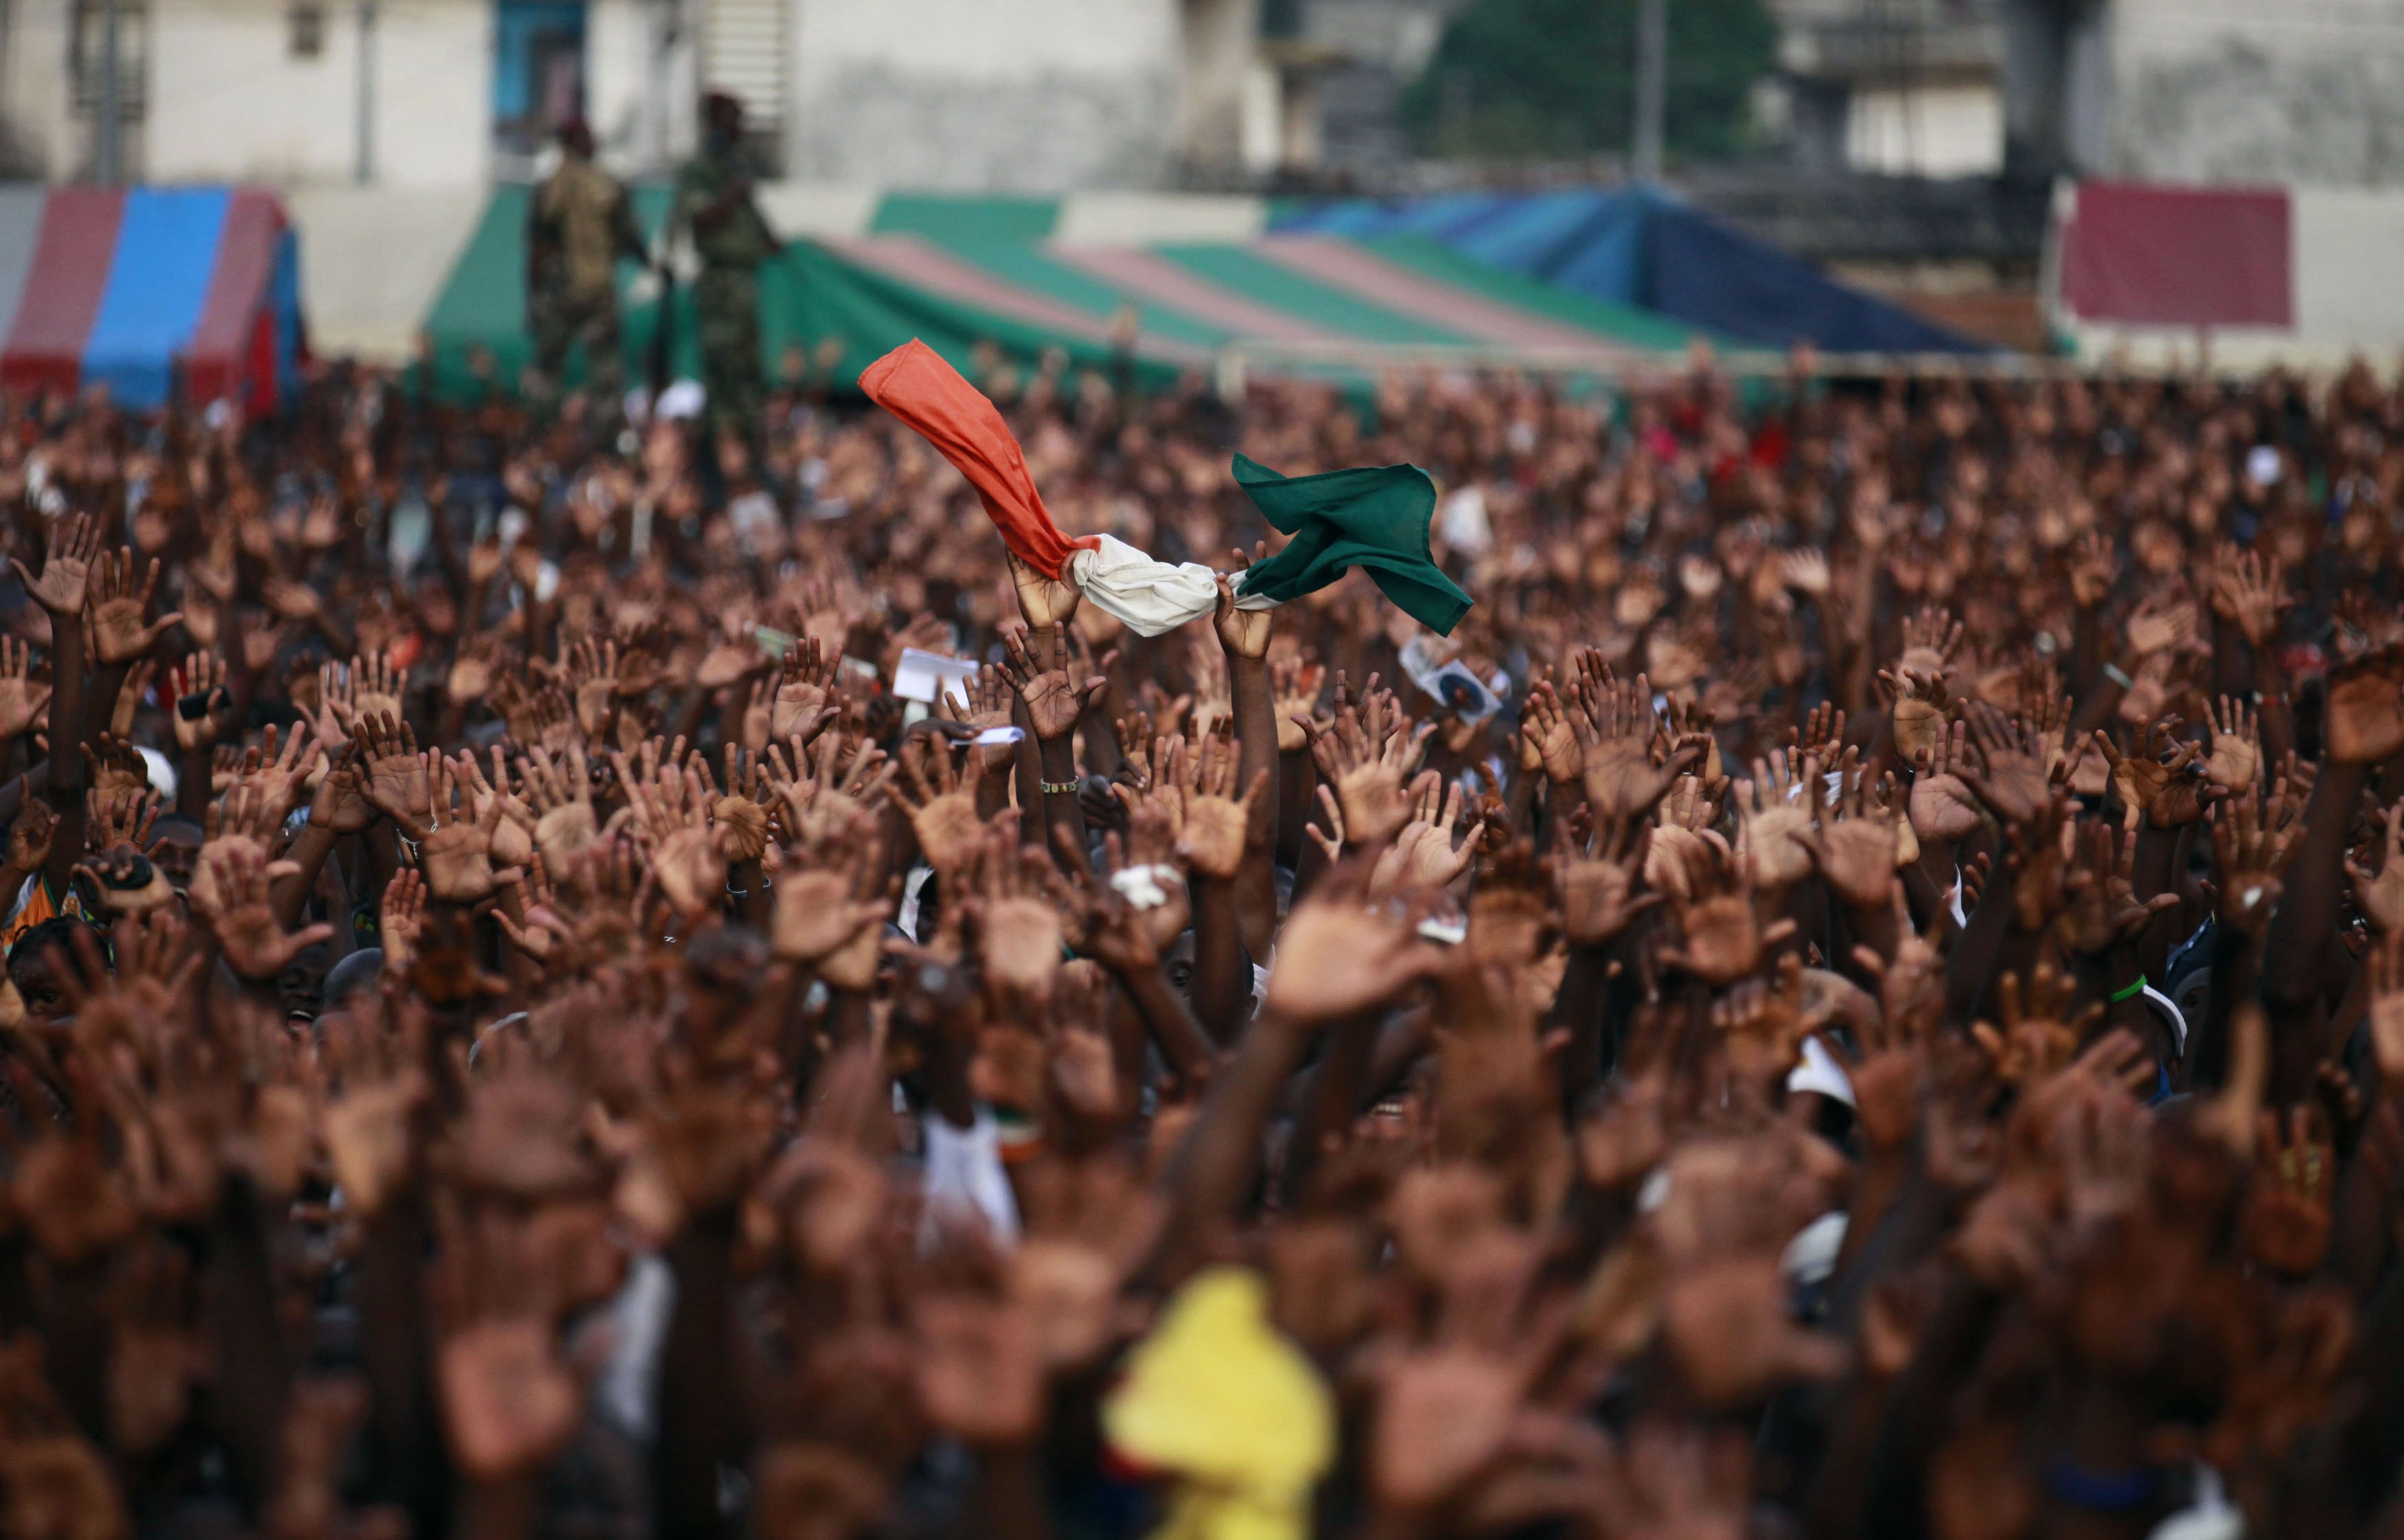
[0,185,304,411]
[1272,186,1987,356]
[417,188,1710,402]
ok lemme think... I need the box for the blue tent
[1273,185,1984,356]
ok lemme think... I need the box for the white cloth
[1109,863,1179,911]
[2148,1465,2241,1540]
[2144,982,2188,1055]
[1787,1034,1857,1108]
[1781,1211,1850,1287]
[920,1108,1020,1249]
[1064,532,1274,637]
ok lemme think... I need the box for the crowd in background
[0,343,2398,1538]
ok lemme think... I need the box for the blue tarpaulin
[1273,186,1985,355]
[83,188,234,409]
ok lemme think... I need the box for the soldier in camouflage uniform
[526,119,649,414]
[673,92,778,442]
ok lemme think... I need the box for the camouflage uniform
[527,157,646,408]
[672,140,778,440]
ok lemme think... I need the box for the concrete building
[1771,0,2008,178]
[2016,0,2404,188]
[0,0,1302,190]
[1770,0,2404,188]
[0,0,695,185]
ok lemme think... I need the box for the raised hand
[1659,839,1795,984]
[1896,604,1964,677]
[379,866,427,972]
[13,511,98,615]
[1263,860,1444,1021]
[409,755,521,905]
[2122,591,2197,663]
[1731,760,1815,892]
[0,638,52,743]
[1376,775,1480,895]
[86,785,159,851]
[2054,820,2175,957]
[1908,721,1984,845]
[354,712,431,827]
[2211,545,2291,648]
[1212,557,1271,659]
[1877,664,1949,762]
[1269,655,1324,753]
[446,634,499,707]
[2241,1107,2333,1278]
[996,624,1106,743]
[773,822,890,986]
[1300,682,1429,847]
[1781,547,1831,596]
[2093,719,2215,829]
[769,636,844,744]
[1802,772,1905,909]
[2203,693,2261,790]
[1958,700,2056,826]
[306,743,376,834]
[966,827,1070,1003]
[1517,678,1583,786]
[229,721,317,824]
[559,635,620,740]
[5,799,56,874]
[169,650,227,753]
[1569,672,1699,821]
[1175,723,1269,881]
[617,758,723,917]
[1004,548,1080,629]
[350,649,405,726]
[2212,786,2298,937]
[1970,961,2100,1085]
[2366,934,2404,1087]
[519,741,598,865]
[192,841,333,979]
[1549,811,1658,946]
[85,547,182,664]
[455,747,538,870]
[1710,952,1813,1076]
[2326,647,2404,765]
[911,1273,1043,1451]
[931,662,1019,782]
[766,727,889,845]
[2346,799,2404,933]
[77,791,172,914]
[889,733,982,875]
[694,620,767,691]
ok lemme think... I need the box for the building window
[492,0,589,170]
[69,0,148,112]
[290,3,326,59]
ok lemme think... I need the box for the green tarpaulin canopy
[418,188,1715,403]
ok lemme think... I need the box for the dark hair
[7,915,98,974]
[322,948,383,1006]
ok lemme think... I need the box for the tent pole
[1632,0,1664,182]
[355,0,378,184]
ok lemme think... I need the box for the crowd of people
[0,341,2397,1540]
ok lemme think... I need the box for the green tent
[417,189,1716,404]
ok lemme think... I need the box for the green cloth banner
[1232,453,1472,636]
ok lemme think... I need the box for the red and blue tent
[0,185,304,412]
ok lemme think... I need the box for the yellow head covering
[1102,1267,1335,1540]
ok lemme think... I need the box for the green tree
[1401,0,1778,162]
